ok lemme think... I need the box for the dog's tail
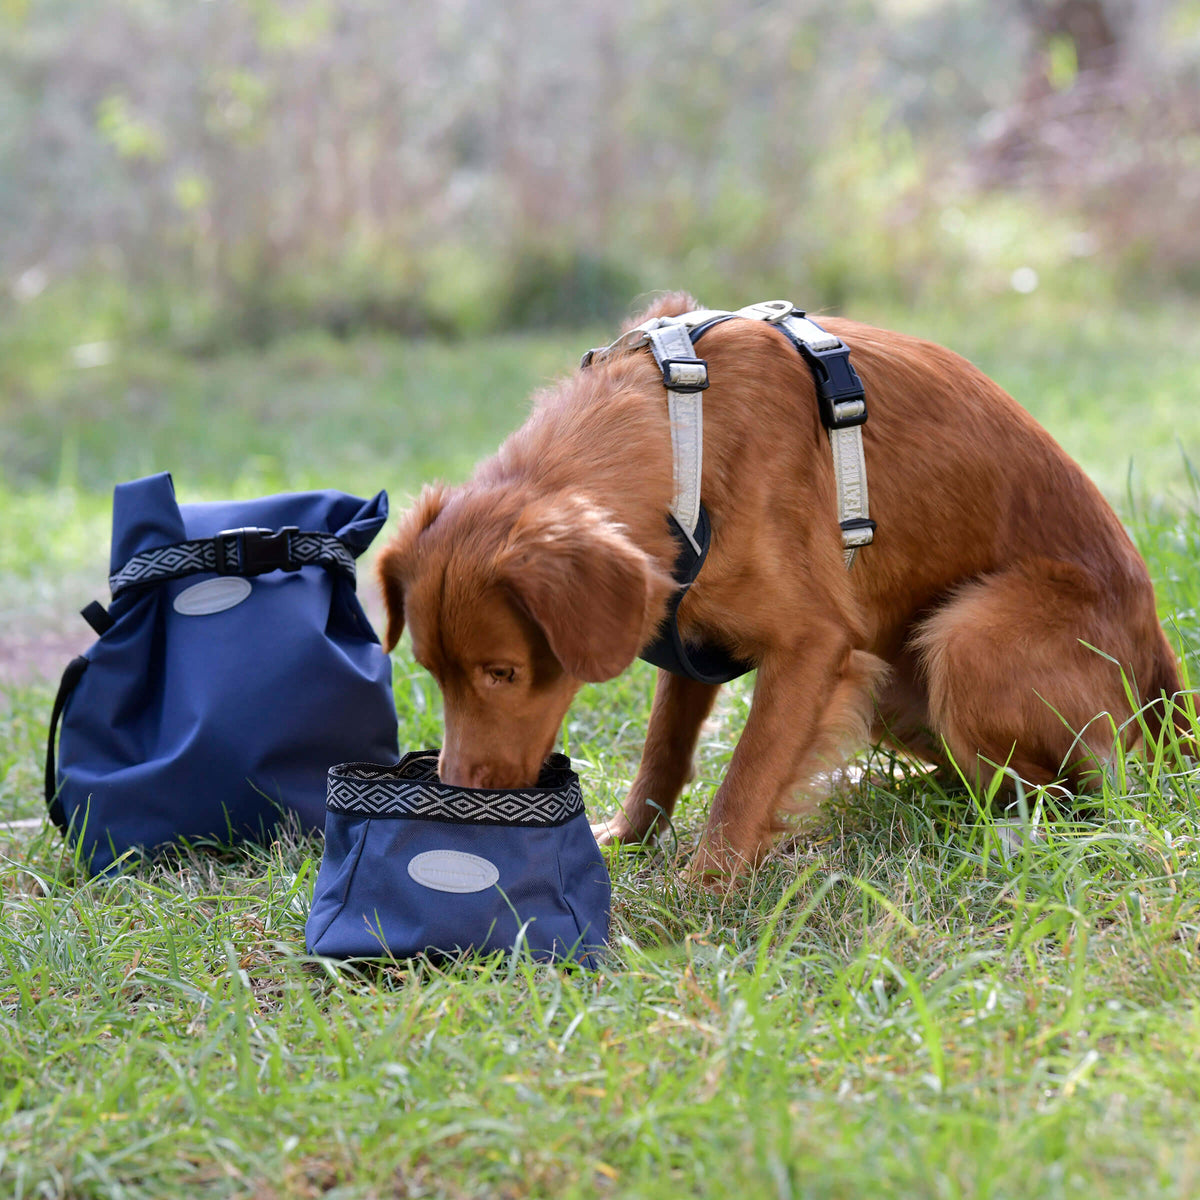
[1140,630,1196,761]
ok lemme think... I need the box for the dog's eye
[484,665,517,685]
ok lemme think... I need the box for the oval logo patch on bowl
[173,576,253,616]
[407,850,500,894]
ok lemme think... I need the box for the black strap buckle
[794,342,868,430]
[214,526,301,576]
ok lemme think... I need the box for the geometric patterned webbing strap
[326,752,585,828]
[108,528,356,598]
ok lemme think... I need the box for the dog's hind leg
[912,560,1152,792]
[870,644,950,768]
[688,629,887,882]
[593,671,722,845]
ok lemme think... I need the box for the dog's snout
[438,753,539,791]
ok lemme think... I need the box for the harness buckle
[660,357,709,392]
[803,343,868,429]
[215,527,301,576]
[840,517,876,549]
[736,299,795,324]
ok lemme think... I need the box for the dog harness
[581,299,873,684]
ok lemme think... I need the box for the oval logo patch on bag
[174,577,252,616]
[407,849,500,894]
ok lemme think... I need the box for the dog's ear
[375,484,447,652]
[498,496,676,682]
[624,291,701,331]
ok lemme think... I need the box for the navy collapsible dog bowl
[305,750,610,966]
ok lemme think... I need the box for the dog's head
[377,483,675,789]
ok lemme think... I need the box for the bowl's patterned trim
[326,753,585,827]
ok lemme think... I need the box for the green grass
[3,298,1200,1198]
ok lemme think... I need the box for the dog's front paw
[590,814,650,847]
[682,842,750,893]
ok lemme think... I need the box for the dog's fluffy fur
[378,294,1185,882]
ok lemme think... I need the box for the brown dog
[377,293,1185,881]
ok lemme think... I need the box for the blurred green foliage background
[2,0,1200,371]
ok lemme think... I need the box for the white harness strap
[776,311,872,568]
[583,300,873,568]
[646,321,706,553]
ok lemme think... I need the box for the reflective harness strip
[581,300,874,684]
[647,320,707,554]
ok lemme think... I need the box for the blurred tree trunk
[979,0,1125,186]
[1019,0,1120,100]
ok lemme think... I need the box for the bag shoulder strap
[45,655,89,832]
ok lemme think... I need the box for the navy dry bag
[44,472,399,872]
[306,751,609,967]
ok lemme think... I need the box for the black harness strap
[638,505,753,685]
